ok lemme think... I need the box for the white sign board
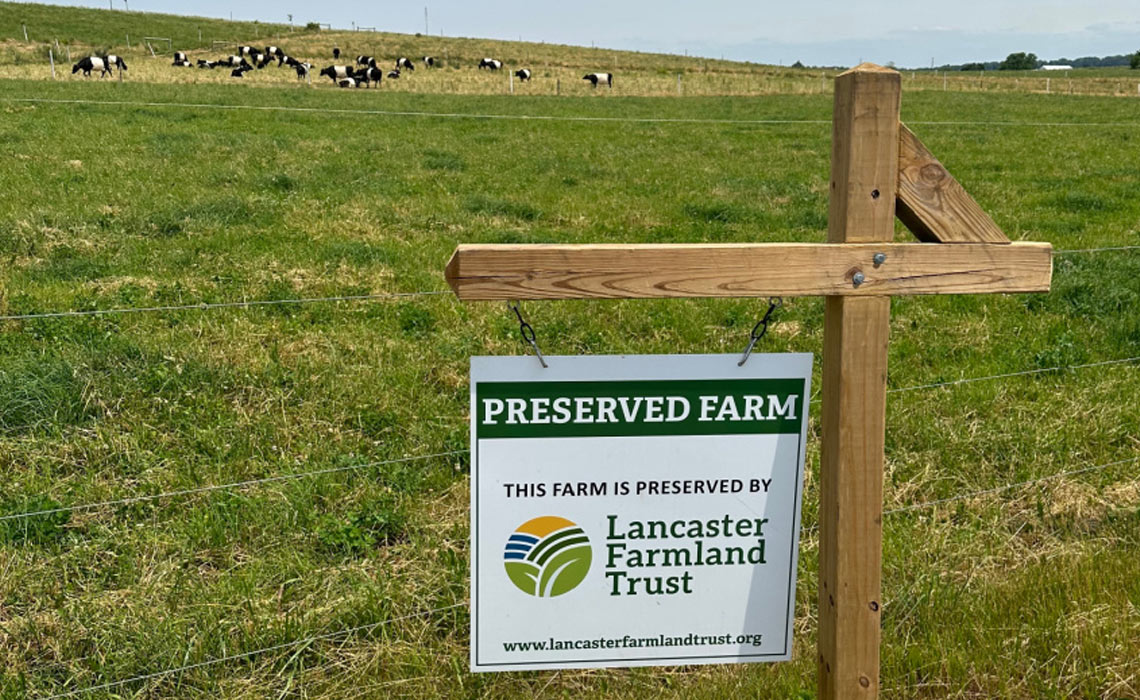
[470,354,812,671]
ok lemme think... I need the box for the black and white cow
[337,77,360,88]
[333,47,341,59]
[105,55,127,72]
[253,53,269,68]
[283,56,301,67]
[197,59,217,69]
[387,69,401,79]
[395,57,415,71]
[172,51,188,64]
[423,56,436,67]
[172,59,192,67]
[293,62,312,80]
[237,45,254,57]
[356,55,377,67]
[319,65,355,81]
[265,46,284,59]
[231,65,252,78]
[515,68,531,81]
[357,66,384,86]
[72,56,110,77]
[583,72,613,88]
[478,58,502,70]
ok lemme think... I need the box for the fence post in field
[816,63,899,700]
[22,24,28,41]
[510,70,514,94]
[66,45,71,62]
[199,28,202,42]
[49,49,56,79]
[1046,77,1050,94]
[677,73,682,96]
[443,63,1052,698]
[126,33,130,49]
[556,78,560,96]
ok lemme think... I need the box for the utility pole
[424,7,429,35]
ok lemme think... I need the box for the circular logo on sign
[503,516,592,597]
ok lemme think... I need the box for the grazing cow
[333,47,341,59]
[231,66,252,78]
[197,59,217,69]
[105,55,127,72]
[357,66,383,86]
[252,53,269,68]
[423,56,436,67]
[387,69,401,79]
[173,51,188,63]
[319,65,355,81]
[172,59,192,68]
[238,45,254,57]
[72,56,109,77]
[515,68,531,82]
[395,57,415,71]
[583,72,614,88]
[356,55,377,67]
[337,77,360,88]
[265,46,284,59]
[478,58,502,70]
[283,56,302,67]
[293,62,312,80]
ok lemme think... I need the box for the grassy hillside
[0,1,293,50]
[0,75,1137,698]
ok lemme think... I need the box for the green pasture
[0,75,1137,699]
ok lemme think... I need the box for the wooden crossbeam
[445,242,1052,300]
[896,125,1010,244]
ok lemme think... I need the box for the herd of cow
[71,44,616,89]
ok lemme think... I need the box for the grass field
[0,7,1139,700]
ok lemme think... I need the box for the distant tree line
[941,52,1136,71]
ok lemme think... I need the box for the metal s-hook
[737,297,783,367]
[507,301,548,368]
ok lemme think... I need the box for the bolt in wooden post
[818,63,900,700]
[49,49,55,79]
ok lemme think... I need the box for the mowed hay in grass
[1,23,1140,700]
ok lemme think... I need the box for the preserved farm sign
[470,354,812,671]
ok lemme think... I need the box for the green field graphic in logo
[503,516,592,597]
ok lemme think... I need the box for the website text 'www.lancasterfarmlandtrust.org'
[503,632,766,653]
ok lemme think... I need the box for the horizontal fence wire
[0,246,1131,323]
[885,355,1140,395]
[2,356,1135,524]
[40,602,467,700]
[883,455,1140,516]
[0,290,450,322]
[8,98,1140,129]
[0,451,467,523]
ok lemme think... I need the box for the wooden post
[818,63,900,700]
[556,78,560,96]
[49,49,55,79]
[22,24,28,41]
[125,33,130,49]
[510,70,514,94]
[677,73,682,96]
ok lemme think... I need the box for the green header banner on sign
[476,378,804,439]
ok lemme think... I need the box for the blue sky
[36,0,1140,67]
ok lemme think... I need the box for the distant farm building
[1041,65,1073,71]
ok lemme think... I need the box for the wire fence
[8,96,1140,128]
[40,602,467,700]
[0,136,1134,694]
